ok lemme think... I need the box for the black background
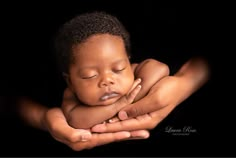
[0,1,235,157]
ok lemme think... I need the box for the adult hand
[44,107,149,151]
[117,57,210,120]
[92,57,210,133]
[92,76,181,132]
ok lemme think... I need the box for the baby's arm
[62,79,141,129]
[132,59,170,101]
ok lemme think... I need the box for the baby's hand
[107,116,120,123]
[127,78,142,96]
[103,78,142,124]
[111,78,142,113]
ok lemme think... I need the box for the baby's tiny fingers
[108,116,120,123]
[128,78,142,94]
[127,85,141,103]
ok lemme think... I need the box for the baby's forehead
[72,34,126,53]
[82,34,124,44]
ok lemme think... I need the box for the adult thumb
[118,103,147,120]
[118,97,163,120]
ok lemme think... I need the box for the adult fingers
[92,103,177,133]
[68,131,131,151]
[91,114,154,133]
[129,130,150,139]
[118,95,158,120]
[45,108,92,144]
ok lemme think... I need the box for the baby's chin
[101,98,120,106]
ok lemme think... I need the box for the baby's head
[55,11,134,106]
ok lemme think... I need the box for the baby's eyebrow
[77,58,128,73]
[78,65,97,70]
[112,59,127,65]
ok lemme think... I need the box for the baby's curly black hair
[55,11,131,74]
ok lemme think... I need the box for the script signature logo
[165,126,197,136]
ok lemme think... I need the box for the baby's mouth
[100,92,119,101]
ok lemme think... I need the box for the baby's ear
[63,73,74,92]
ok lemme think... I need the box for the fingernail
[124,132,131,138]
[119,111,128,120]
[141,132,149,139]
[132,134,149,139]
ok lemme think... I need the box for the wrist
[40,107,50,131]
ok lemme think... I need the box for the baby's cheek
[124,77,135,94]
[76,91,97,106]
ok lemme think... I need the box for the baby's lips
[100,92,119,101]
